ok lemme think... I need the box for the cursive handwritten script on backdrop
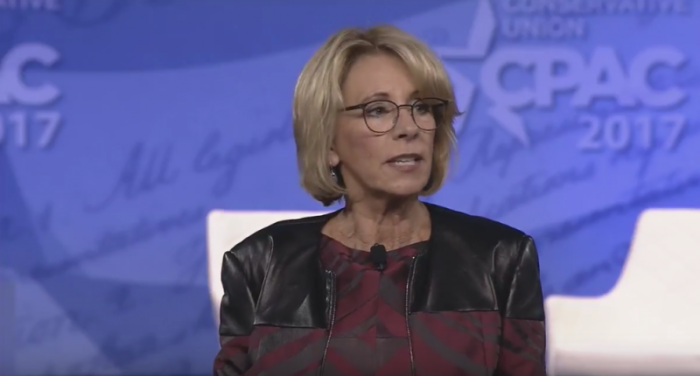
[2,0,699,375]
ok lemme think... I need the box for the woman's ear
[329,145,340,167]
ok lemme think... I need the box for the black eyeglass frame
[342,97,449,134]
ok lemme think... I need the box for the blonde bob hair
[293,25,459,206]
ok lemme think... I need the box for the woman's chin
[378,181,429,198]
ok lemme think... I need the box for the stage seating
[546,209,700,376]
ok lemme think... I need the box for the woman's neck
[326,197,431,251]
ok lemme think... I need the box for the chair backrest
[611,209,700,307]
[206,210,328,325]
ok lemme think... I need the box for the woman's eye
[367,106,390,116]
[414,104,430,113]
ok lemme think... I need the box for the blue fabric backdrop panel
[0,0,698,374]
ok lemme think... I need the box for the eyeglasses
[342,97,448,134]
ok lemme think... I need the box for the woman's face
[331,52,437,201]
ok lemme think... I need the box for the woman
[214,25,546,376]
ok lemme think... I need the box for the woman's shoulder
[425,202,528,243]
[426,204,542,315]
[224,211,338,262]
[425,203,538,275]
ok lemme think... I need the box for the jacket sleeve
[495,235,547,376]
[213,250,256,375]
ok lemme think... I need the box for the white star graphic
[436,0,530,146]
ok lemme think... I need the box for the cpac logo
[0,43,61,105]
[0,43,62,150]
[438,0,688,147]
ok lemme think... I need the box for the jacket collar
[252,210,338,328]
[413,203,495,313]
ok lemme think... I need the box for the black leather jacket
[215,203,546,376]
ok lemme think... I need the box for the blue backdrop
[1,0,698,374]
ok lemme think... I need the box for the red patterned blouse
[318,236,423,375]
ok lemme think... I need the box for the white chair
[206,210,328,326]
[545,209,700,376]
